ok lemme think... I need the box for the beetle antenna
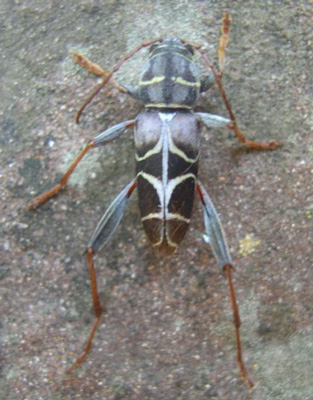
[76,37,163,124]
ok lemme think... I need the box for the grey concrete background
[1,1,312,399]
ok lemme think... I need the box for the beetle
[28,14,282,387]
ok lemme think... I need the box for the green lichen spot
[239,234,260,257]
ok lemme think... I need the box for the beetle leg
[197,181,254,388]
[194,12,283,151]
[67,178,137,372]
[208,64,283,151]
[217,12,281,150]
[197,181,232,267]
[71,51,127,94]
[196,112,230,129]
[197,48,283,150]
[27,120,135,209]
[87,178,137,253]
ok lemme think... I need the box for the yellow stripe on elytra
[135,136,162,162]
[152,240,178,249]
[141,212,190,224]
[168,134,198,163]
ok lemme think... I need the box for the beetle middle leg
[27,120,135,209]
[66,178,137,372]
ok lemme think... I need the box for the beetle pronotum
[28,13,282,388]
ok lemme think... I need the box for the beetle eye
[184,43,194,55]
[149,43,159,53]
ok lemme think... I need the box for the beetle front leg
[67,178,137,372]
[27,120,135,209]
[71,51,127,94]
[209,65,283,151]
[197,181,254,388]
[197,13,283,151]
[216,12,282,150]
[197,53,283,150]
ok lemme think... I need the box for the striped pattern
[135,110,200,254]
[138,39,201,109]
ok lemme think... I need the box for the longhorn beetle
[28,14,282,387]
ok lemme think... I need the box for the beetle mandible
[28,13,282,388]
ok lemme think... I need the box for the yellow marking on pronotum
[145,103,192,109]
[139,76,165,86]
[171,77,200,87]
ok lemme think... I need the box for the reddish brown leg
[197,182,254,386]
[224,264,254,388]
[27,142,95,210]
[66,178,137,372]
[27,119,135,210]
[209,64,282,150]
[71,51,127,94]
[195,14,283,151]
[66,248,103,373]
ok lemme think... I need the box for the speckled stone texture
[1,1,312,399]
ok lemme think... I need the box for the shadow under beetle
[28,13,282,388]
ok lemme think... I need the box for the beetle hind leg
[223,263,254,388]
[66,178,137,372]
[197,181,254,388]
[66,247,103,373]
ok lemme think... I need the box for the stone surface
[1,1,312,399]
